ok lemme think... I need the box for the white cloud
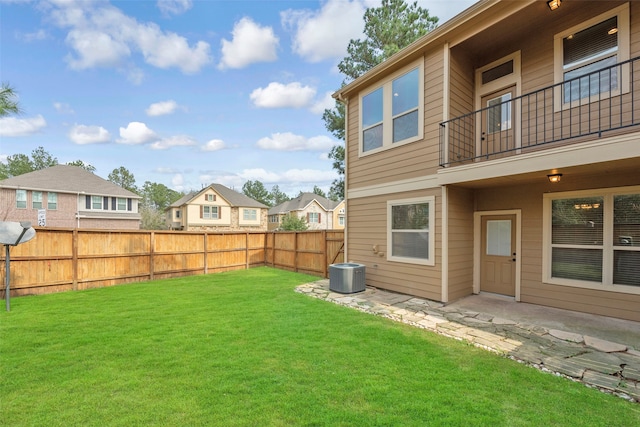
[282,0,366,62]
[149,135,197,150]
[250,82,316,109]
[201,139,225,151]
[218,17,278,70]
[146,100,179,116]
[171,173,185,190]
[157,0,192,16]
[281,168,337,182]
[0,115,47,137]
[69,124,110,144]
[51,2,211,74]
[310,91,336,115]
[53,102,75,114]
[117,121,158,144]
[256,132,335,151]
[18,29,49,42]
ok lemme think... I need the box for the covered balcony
[439,56,640,168]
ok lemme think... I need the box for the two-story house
[0,165,141,229]
[166,184,268,231]
[268,193,345,231]
[334,0,640,322]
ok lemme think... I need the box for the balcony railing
[439,56,640,167]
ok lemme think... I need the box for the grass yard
[1,267,639,426]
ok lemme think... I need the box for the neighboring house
[0,165,141,229]
[268,193,345,231]
[166,183,268,231]
[333,0,640,322]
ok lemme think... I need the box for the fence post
[72,229,78,291]
[149,231,155,281]
[203,232,208,274]
[322,230,328,278]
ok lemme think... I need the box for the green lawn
[1,267,638,426]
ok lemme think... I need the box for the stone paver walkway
[296,280,640,403]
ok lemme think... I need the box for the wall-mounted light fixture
[547,0,561,11]
[547,173,562,183]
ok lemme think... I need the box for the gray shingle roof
[169,184,268,209]
[268,192,341,215]
[0,165,141,198]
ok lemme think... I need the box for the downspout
[441,43,451,303]
[335,92,349,261]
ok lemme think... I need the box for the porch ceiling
[443,156,640,190]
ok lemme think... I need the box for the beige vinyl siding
[346,50,443,190]
[475,172,640,322]
[446,186,474,302]
[346,188,443,301]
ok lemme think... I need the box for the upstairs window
[308,212,320,223]
[92,196,102,210]
[243,209,257,221]
[360,62,423,155]
[16,190,26,209]
[32,191,43,209]
[554,4,629,107]
[117,198,127,211]
[47,192,57,210]
[201,206,219,220]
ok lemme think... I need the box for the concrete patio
[296,280,640,403]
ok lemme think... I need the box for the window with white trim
[117,198,127,211]
[339,216,345,226]
[554,4,629,106]
[243,209,257,221]
[202,206,219,219]
[387,196,435,266]
[47,192,57,210]
[92,196,102,210]
[360,61,423,155]
[544,187,640,293]
[16,190,26,209]
[32,191,43,209]
[308,212,320,223]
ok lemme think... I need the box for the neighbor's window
[117,198,127,211]
[32,191,43,209]
[555,4,629,106]
[202,206,219,219]
[47,192,57,210]
[16,190,26,209]
[308,212,320,223]
[544,187,640,292]
[92,196,102,210]
[339,216,345,226]
[205,194,216,202]
[387,196,435,266]
[360,62,423,154]
[175,210,181,219]
[243,209,257,221]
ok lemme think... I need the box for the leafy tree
[139,205,169,230]
[0,82,22,117]
[31,146,59,171]
[312,185,327,198]
[141,181,183,210]
[280,213,308,231]
[242,180,271,206]
[67,160,96,173]
[108,166,138,194]
[270,185,290,206]
[323,0,438,200]
[0,146,58,179]
[328,185,342,202]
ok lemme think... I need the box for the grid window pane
[32,191,43,209]
[16,190,26,209]
[92,196,102,209]
[391,202,430,261]
[47,192,57,209]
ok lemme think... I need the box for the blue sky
[1,0,476,196]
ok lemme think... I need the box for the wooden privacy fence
[0,228,344,297]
